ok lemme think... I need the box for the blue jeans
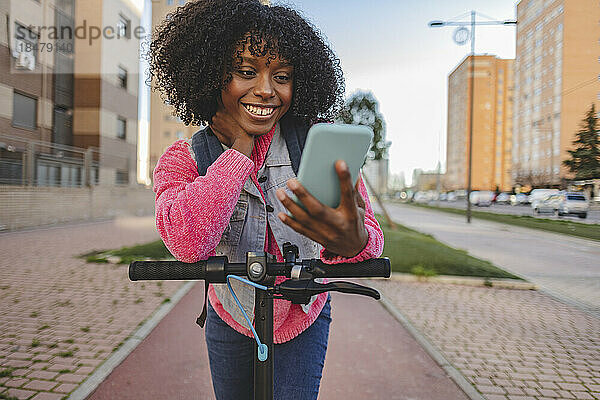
[205,295,332,400]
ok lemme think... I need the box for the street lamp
[429,11,516,223]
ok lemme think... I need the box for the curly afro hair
[147,0,345,126]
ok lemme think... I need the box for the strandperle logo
[16,19,148,46]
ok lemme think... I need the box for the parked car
[413,191,433,203]
[510,193,530,205]
[534,193,562,214]
[469,190,494,207]
[495,192,511,204]
[530,188,559,211]
[557,192,589,219]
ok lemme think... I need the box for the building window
[178,0,185,4]
[167,0,173,5]
[118,66,127,89]
[13,23,37,70]
[176,130,184,139]
[13,91,37,130]
[164,131,171,138]
[116,170,129,185]
[117,117,126,139]
[117,14,130,38]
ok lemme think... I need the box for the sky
[282,0,519,185]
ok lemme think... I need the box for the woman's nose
[253,74,274,99]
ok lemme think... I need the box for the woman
[148,1,384,398]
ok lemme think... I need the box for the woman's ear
[216,92,224,110]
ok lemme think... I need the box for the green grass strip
[80,241,173,264]
[375,215,522,280]
[82,217,520,280]
[405,202,600,242]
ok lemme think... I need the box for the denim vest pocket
[221,198,248,245]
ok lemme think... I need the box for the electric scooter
[129,242,390,400]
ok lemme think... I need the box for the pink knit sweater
[153,125,384,343]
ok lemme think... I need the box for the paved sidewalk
[0,217,185,400]
[368,279,600,400]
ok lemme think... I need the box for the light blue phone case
[290,123,373,211]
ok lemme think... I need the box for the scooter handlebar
[128,257,391,282]
[306,257,391,279]
[129,260,207,281]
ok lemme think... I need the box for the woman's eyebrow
[270,59,293,69]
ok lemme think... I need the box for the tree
[512,169,555,189]
[337,91,395,227]
[336,91,390,160]
[563,104,600,180]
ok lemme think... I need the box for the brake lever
[274,279,381,304]
[325,281,381,300]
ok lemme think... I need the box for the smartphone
[290,123,373,210]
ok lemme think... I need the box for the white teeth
[244,104,275,116]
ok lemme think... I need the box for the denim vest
[191,119,321,327]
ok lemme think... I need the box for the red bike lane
[86,282,468,400]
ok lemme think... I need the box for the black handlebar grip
[308,257,391,279]
[129,261,207,281]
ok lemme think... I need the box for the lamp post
[429,11,516,223]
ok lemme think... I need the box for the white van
[530,188,559,212]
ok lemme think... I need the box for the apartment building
[412,168,443,192]
[0,0,66,143]
[148,0,199,177]
[513,0,600,188]
[362,158,389,195]
[445,55,514,192]
[1,0,141,186]
[0,0,74,185]
[73,0,142,185]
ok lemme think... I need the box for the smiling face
[220,42,294,136]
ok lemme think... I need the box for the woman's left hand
[276,160,369,258]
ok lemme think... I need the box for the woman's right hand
[210,107,254,158]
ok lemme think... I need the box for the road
[427,199,600,224]
[378,202,600,316]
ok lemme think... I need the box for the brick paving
[0,217,184,400]
[368,279,600,400]
[381,202,600,316]
[3,213,598,400]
